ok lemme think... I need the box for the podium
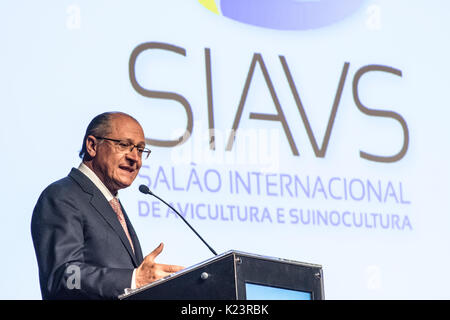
[119,250,324,300]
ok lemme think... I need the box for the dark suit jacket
[31,168,144,299]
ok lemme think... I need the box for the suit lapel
[90,195,139,266]
[69,168,140,267]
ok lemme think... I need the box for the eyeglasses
[94,136,152,159]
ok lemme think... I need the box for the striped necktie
[109,198,135,253]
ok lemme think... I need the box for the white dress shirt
[78,162,137,290]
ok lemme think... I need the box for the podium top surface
[118,250,322,300]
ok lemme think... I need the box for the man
[31,112,183,299]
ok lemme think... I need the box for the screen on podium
[1,0,450,299]
[245,283,312,300]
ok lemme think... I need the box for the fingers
[147,242,164,261]
[152,265,183,279]
[158,263,184,273]
[136,243,184,288]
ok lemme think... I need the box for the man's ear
[85,135,98,158]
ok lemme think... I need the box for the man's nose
[126,146,140,162]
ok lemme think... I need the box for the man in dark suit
[31,112,183,299]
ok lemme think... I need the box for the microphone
[139,184,218,256]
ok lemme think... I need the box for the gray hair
[79,112,114,159]
[79,111,141,159]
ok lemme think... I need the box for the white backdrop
[1,0,449,299]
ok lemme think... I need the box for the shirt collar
[78,162,118,202]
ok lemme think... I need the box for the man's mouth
[119,165,135,173]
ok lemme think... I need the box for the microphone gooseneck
[139,184,218,256]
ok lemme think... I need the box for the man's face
[89,115,146,194]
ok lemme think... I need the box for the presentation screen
[1,0,449,299]
[245,283,312,300]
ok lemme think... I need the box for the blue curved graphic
[200,0,365,30]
